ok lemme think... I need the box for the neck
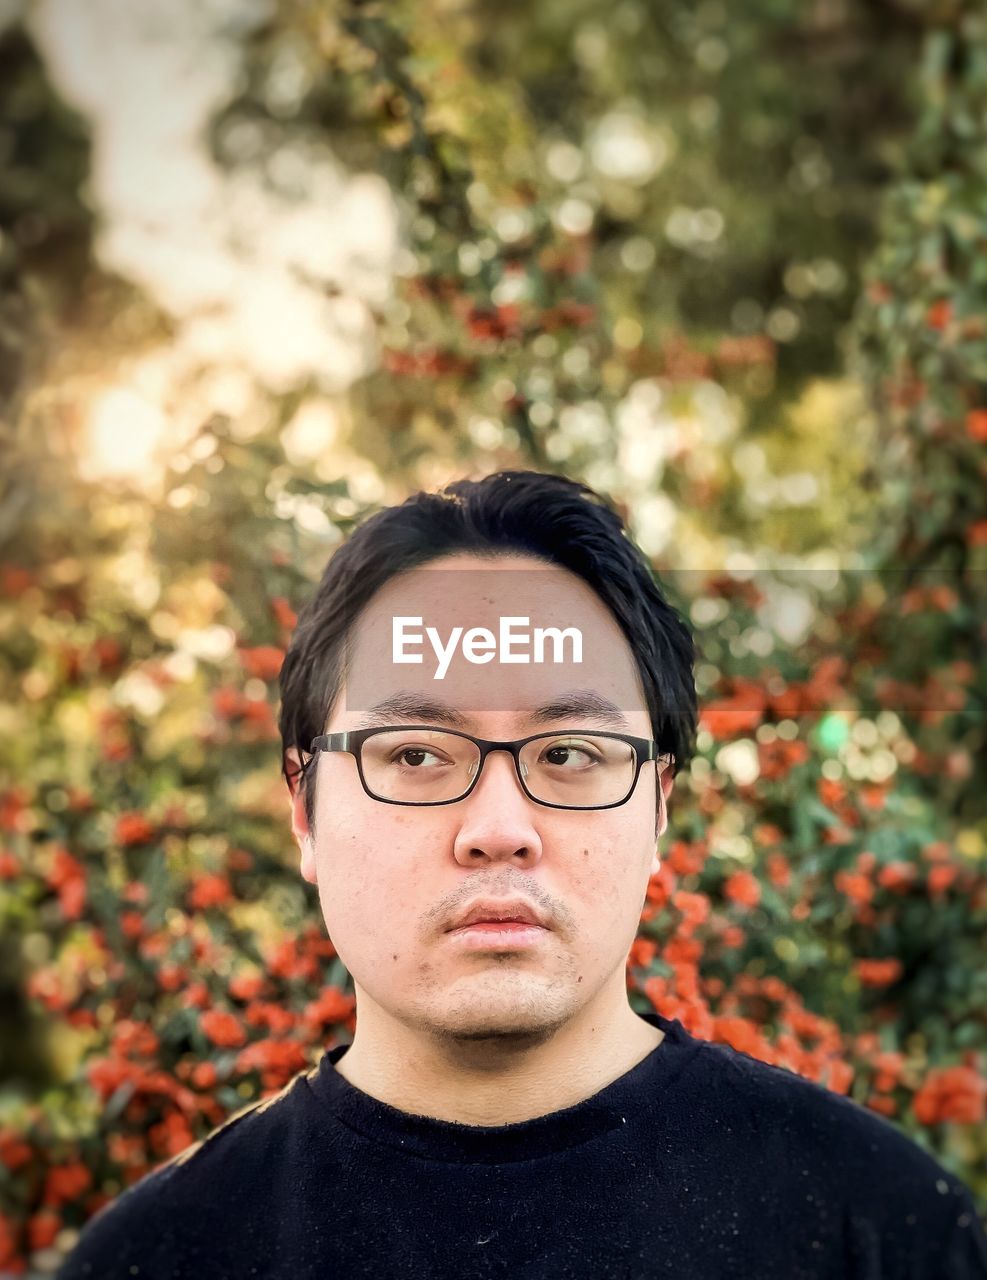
[332,989,665,1127]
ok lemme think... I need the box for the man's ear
[285,748,317,885]
[651,767,675,874]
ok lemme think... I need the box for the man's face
[287,552,673,1045]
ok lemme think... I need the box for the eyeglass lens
[359,729,637,807]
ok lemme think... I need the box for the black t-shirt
[56,1011,987,1279]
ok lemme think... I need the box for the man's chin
[420,1002,574,1053]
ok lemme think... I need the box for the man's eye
[391,748,445,768]
[541,742,600,768]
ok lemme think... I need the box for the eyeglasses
[303,725,672,811]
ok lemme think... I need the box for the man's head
[279,470,696,1046]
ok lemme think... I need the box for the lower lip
[447,923,547,948]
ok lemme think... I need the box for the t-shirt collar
[305,1011,698,1163]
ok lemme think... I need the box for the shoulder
[679,1030,986,1264]
[686,1031,954,1179]
[56,1067,323,1280]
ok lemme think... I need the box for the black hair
[278,469,697,836]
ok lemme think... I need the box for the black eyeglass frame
[303,725,672,811]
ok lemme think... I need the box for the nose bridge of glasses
[469,741,528,785]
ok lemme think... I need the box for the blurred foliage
[235,0,925,550]
[0,0,986,1271]
[0,24,89,418]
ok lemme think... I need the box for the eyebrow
[354,690,631,732]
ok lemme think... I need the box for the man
[58,470,986,1279]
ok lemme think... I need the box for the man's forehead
[334,560,649,725]
[350,689,636,732]
[357,561,605,612]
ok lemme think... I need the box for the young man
[58,470,986,1278]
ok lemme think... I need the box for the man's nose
[452,748,543,866]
